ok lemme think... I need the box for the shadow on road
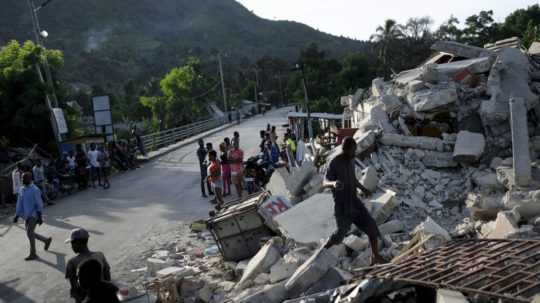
[0,278,33,303]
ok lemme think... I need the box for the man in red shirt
[228,139,244,198]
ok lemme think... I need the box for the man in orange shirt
[207,150,224,207]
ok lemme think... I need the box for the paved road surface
[0,108,289,303]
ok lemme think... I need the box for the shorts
[231,171,243,184]
[211,179,223,190]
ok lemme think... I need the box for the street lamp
[39,30,48,39]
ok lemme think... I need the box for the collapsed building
[138,38,540,303]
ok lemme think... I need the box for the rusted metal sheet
[367,239,540,302]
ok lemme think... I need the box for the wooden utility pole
[217,52,228,114]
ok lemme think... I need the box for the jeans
[25,217,48,255]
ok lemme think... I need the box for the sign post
[92,96,114,142]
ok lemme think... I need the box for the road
[0,108,289,303]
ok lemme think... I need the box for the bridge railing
[140,117,228,153]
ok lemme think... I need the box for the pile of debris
[137,38,540,303]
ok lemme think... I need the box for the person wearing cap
[13,172,52,261]
[78,259,119,303]
[65,228,111,303]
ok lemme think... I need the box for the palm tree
[370,19,404,67]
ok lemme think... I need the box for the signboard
[92,95,113,141]
[259,195,293,218]
[92,96,110,111]
[52,108,68,134]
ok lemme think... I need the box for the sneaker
[44,237,52,251]
[25,254,38,261]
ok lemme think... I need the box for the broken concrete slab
[236,282,288,303]
[380,133,446,152]
[431,40,492,59]
[146,258,172,276]
[436,288,469,303]
[453,131,486,163]
[359,166,378,193]
[274,193,336,244]
[372,78,386,97]
[285,247,339,297]
[407,86,458,112]
[510,97,532,187]
[358,104,396,134]
[413,216,451,241]
[489,48,538,109]
[353,130,377,159]
[236,238,283,290]
[380,94,402,113]
[488,211,520,239]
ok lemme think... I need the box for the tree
[140,58,210,130]
[435,15,463,41]
[0,40,64,148]
[370,19,404,67]
[403,17,434,41]
[462,10,498,46]
[523,20,540,49]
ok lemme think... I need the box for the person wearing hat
[65,228,111,303]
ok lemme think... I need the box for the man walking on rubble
[323,137,386,265]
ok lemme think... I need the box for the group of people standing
[197,131,245,208]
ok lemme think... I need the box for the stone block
[236,238,283,290]
[367,189,398,224]
[359,166,378,192]
[453,131,485,163]
[285,247,339,296]
[436,288,469,303]
[274,193,336,244]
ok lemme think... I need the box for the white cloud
[236,0,539,40]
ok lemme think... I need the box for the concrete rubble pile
[136,38,540,303]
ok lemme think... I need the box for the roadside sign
[52,108,68,134]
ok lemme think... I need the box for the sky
[235,0,539,40]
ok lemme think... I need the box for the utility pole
[297,64,312,140]
[27,0,62,150]
[254,67,259,113]
[217,52,228,115]
[276,71,285,106]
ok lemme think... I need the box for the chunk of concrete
[156,266,194,278]
[274,194,336,244]
[452,131,485,163]
[359,166,378,192]
[269,252,307,283]
[433,57,494,81]
[380,94,402,113]
[488,211,520,239]
[358,104,396,134]
[380,133,446,152]
[236,282,288,303]
[510,97,532,187]
[304,267,351,296]
[343,235,369,251]
[367,189,398,224]
[436,288,469,303]
[431,40,492,59]
[407,87,458,112]
[379,220,405,235]
[236,238,283,290]
[472,171,505,192]
[408,80,425,93]
[146,258,172,276]
[285,247,339,296]
[422,151,458,168]
[372,78,385,97]
[353,130,377,159]
[528,42,540,55]
[413,216,451,241]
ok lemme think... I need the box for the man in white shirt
[33,160,53,205]
[87,144,101,188]
[11,163,23,202]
